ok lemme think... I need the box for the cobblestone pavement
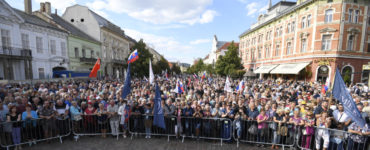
[22,136,277,150]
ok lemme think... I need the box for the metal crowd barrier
[180,117,232,146]
[0,118,71,150]
[128,114,177,141]
[71,114,123,140]
[233,120,296,149]
[296,127,369,150]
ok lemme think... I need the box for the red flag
[89,58,101,78]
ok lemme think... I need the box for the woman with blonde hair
[272,109,286,149]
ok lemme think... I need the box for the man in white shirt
[333,103,351,129]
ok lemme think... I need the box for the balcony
[0,47,32,58]
[80,57,97,63]
[112,58,125,65]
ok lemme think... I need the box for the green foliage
[343,69,351,85]
[187,59,215,75]
[171,64,181,75]
[153,56,170,75]
[215,41,243,77]
[129,39,153,77]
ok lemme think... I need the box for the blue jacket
[22,111,38,127]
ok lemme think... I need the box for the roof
[89,9,125,36]
[204,54,209,60]
[216,42,239,53]
[50,14,100,43]
[216,41,227,50]
[239,0,313,38]
[13,9,66,33]
[267,1,296,11]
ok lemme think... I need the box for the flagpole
[328,67,337,110]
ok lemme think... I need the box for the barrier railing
[128,114,177,141]
[71,114,123,140]
[233,120,296,149]
[180,117,232,145]
[297,127,369,150]
[0,118,71,150]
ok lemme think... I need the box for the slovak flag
[201,72,206,81]
[236,80,245,92]
[165,69,169,80]
[176,81,184,94]
[127,49,139,64]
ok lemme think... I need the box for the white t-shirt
[333,110,350,123]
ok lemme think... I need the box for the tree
[129,39,153,77]
[215,41,243,77]
[187,59,205,74]
[171,64,181,75]
[153,56,170,75]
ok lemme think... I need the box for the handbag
[248,124,258,135]
[279,125,288,136]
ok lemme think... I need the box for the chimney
[24,0,32,14]
[45,2,51,15]
[40,2,45,12]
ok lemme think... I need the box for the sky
[7,0,286,64]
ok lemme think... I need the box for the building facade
[0,0,68,80]
[62,5,132,78]
[239,0,370,84]
[33,2,102,75]
[203,35,227,65]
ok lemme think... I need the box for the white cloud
[124,28,206,64]
[246,2,258,16]
[259,4,269,13]
[35,0,76,13]
[190,39,211,45]
[86,0,217,25]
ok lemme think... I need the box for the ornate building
[239,0,370,84]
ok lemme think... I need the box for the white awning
[254,65,279,74]
[270,62,310,74]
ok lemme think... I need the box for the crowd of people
[0,76,369,150]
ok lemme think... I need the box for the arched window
[342,66,353,84]
[302,17,306,28]
[317,66,329,83]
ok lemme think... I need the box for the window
[354,0,357,3]
[328,0,333,2]
[82,49,86,57]
[347,35,354,51]
[307,15,311,27]
[367,43,370,52]
[61,42,66,56]
[91,50,94,58]
[287,23,291,33]
[50,40,56,55]
[368,17,370,25]
[354,10,359,23]
[258,48,262,59]
[279,26,283,36]
[348,9,353,22]
[21,34,29,49]
[286,42,292,55]
[251,49,255,60]
[291,21,295,32]
[275,44,280,57]
[38,68,45,79]
[301,39,307,52]
[322,35,331,50]
[74,47,79,57]
[1,29,11,49]
[325,9,333,23]
[36,37,43,53]
[265,46,270,58]
[302,17,306,28]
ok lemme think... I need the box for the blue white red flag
[127,49,139,64]
[176,81,184,94]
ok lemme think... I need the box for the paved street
[23,136,267,150]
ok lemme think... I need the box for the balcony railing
[0,47,32,57]
[112,58,125,64]
[80,57,97,63]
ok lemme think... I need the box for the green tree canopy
[153,56,170,75]
[215,41,244,77]
[171,63,181,75]
[129,39,153,77]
